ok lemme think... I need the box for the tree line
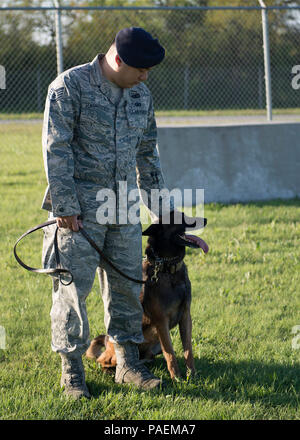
[0,0,299,112]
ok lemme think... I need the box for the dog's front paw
[172,375,183,383]
[170,369,183,382]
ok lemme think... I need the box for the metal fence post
[184,65,189,110]
[258,66,263,109]
[259,0,272,121]
[36,66,42,111]
[54,0,64,75]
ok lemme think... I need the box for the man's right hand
[56,215,83,232]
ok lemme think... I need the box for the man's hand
[56,215,83,232]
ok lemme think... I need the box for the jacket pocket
[126,103,148,130]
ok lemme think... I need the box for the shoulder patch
[48,87,65,102]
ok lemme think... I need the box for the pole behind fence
[54,0,64,75]
[184,65,189,110]
[259,0,272,121]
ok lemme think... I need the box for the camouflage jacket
[42,54,172,222]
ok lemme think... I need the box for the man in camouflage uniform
[42,27,173,399]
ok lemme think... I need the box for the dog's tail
[85,334,108,360]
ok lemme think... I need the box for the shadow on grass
[87,356,300,408]
[1,181,38,186]
[182,357,299,407]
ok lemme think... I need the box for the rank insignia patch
[49,87,65,101]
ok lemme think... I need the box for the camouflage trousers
[42,214,144,356]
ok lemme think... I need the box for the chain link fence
[0,5,299,116]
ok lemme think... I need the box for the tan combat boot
[114,342,162,390]
[60,353,91,400]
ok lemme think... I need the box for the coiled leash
[13,220,146,286]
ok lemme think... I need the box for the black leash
[13,220,146,286]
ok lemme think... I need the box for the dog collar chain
[147,246,183,264]
[145,246,184,282]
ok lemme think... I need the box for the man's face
[115,58,152,88]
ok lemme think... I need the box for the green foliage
[0,1,300,112]
[0,122,300,419]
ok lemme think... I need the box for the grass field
[0,123,300,420]
[1,107,300,120]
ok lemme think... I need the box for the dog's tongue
[185,234,209,253]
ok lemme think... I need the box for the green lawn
[0,123,299,420]
[1,107,300,120]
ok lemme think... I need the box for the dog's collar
[144,246,184,283]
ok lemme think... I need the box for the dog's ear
[183,216,207,230]
[142,223,163,236]
[163,210,207,229]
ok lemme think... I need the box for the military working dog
[86,212,209,380]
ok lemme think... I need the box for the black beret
[115,27,165,69]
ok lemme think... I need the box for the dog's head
[142,211,208,259]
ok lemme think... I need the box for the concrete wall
[157,123,300,204]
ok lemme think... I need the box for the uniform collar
[89,53,127,105]
[89,53,104,86]
[90,53,140,105]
